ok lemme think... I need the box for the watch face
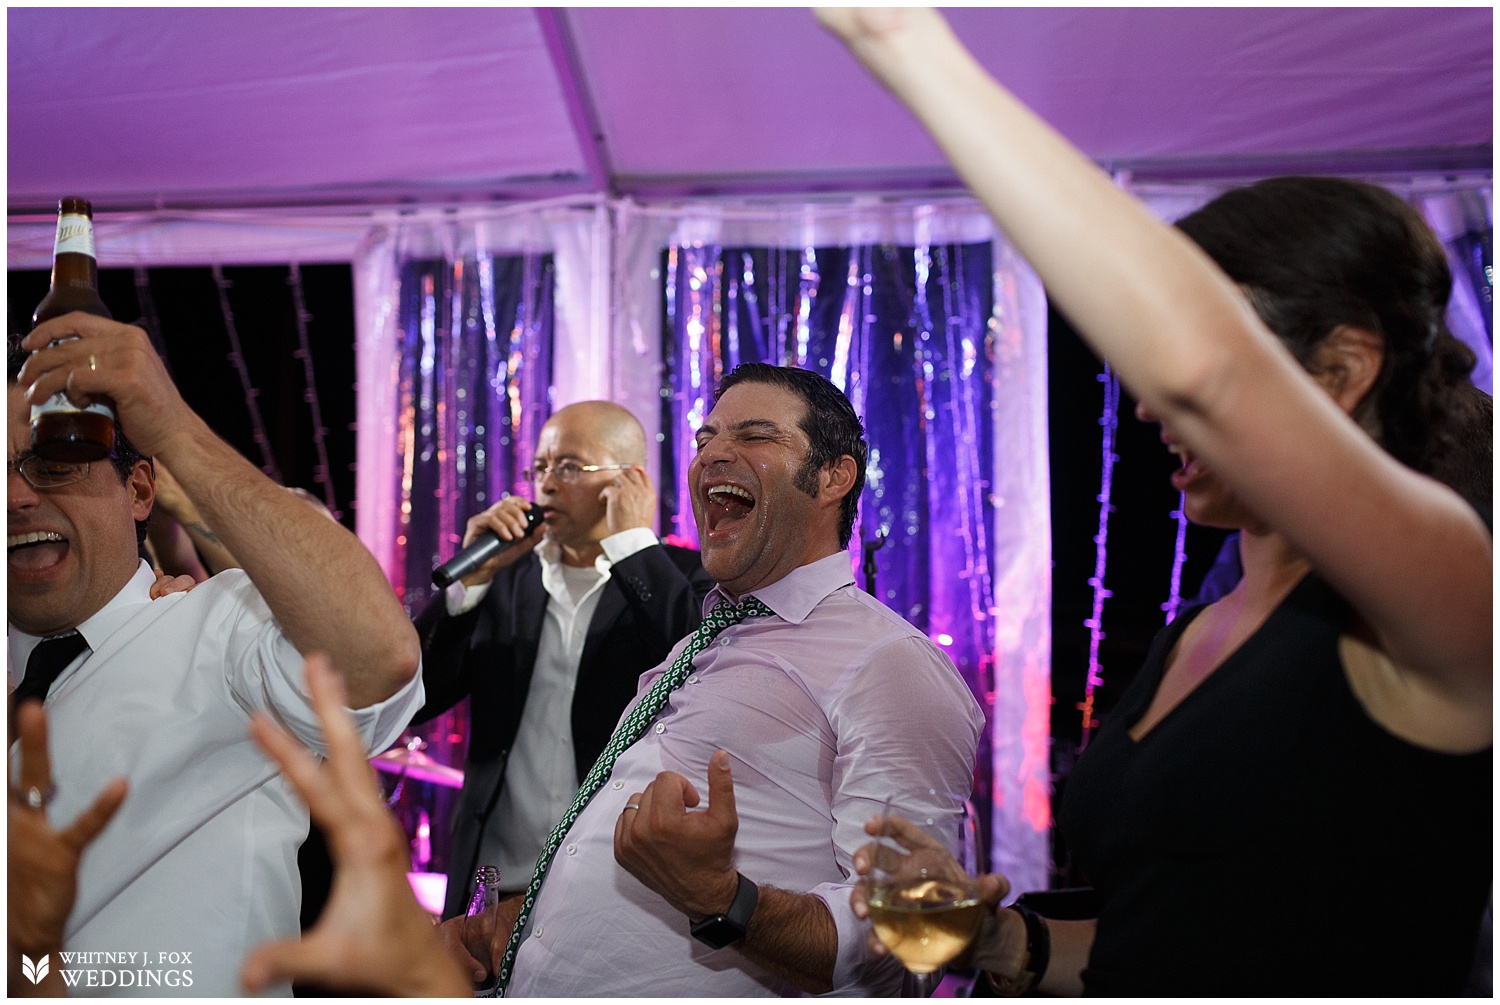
[690,916,745,950]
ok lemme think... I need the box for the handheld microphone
[432,504,545,588]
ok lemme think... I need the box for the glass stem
[903,968,943,997]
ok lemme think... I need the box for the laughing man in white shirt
[8,317,424,996]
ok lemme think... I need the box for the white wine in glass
[866,876,984,974]
[864,794,981,995]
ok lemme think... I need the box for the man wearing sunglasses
[413,400,714,921]
[7,317,423,996]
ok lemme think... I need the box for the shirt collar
[9,560,154,686]
[537,537,611,611]
[537,537,614,576]
[703,551,855,626]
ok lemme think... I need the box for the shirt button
[534,926,545,939]
[565,844,577,856]
[612,780,624,790]
[687,675,699,684]
[654,722,666,734]
[719,636,732,647]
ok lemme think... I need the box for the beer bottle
[30,196,116,461]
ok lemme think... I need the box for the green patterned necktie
[492,595,775,995]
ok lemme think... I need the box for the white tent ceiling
[8,7,1492,214]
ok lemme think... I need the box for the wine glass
[862,794,982,997]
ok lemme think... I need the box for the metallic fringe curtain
[663,241,994,632]
[388,252,555,617]
[660,238,1008,862]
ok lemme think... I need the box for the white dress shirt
[446,527,658,888]
[8,562,424,997]
[507,551,985,997]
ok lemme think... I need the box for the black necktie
[14,632,89,708]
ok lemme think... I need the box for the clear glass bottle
[466,865,501,918]
[30,196,116,461]
[466,865,501,995]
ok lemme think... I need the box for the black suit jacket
[412,541,713,918]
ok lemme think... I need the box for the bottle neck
[51,211,99,290]
[51,251,99,291]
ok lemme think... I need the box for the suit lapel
[579,579,626,677]
[509,558,551,707]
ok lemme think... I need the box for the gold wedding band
[89,354,97,372]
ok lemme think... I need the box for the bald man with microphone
[412,401,714,921]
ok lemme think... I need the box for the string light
[1079,364,1121,749]
[1162,491,1190,623]
[213,263,282,483]
[287,263,340,519]
[132,266,172,376]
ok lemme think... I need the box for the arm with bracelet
[971,902,1092,997]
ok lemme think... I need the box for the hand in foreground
[240,654,469,997]
[457,496,546,587]
[599,465,657,536]
[149,570,197,600]
[614,749,741,920]
[814,8,962,96]
[814,6,914,42]
[9,699,128,994]
[850,814,1012,969]
[19,314,194,459]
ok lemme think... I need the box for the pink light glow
[407,872,447,917]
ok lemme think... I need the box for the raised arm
[818,9,1490,727]
[20,317,420,708]
[146,458,238,579]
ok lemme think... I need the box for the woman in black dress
[821,9,1491,995]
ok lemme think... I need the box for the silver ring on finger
[624,802,641,812]
[25,784,54,810]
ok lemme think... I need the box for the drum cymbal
[372,746,464,788]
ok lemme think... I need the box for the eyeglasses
[530,460,632,484]
[8,453,93,489]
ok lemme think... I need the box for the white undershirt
[445,527,657,889]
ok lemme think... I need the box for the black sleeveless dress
[1059,574,1491,995]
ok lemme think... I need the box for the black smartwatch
[689,872,759,949]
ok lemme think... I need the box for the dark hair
[1176,176,1476,477]
[715,363,868,548]
[8,335,153,545]
[1429,382,1492,521]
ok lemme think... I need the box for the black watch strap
[689,872,759,949]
